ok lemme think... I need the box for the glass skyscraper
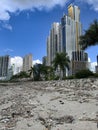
[61,4,82,60]
[47,22,61,66]
[47,4,89,75]
[47,4,82,65]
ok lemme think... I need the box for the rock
[59,100,64,104]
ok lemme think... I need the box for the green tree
[29,64,54,81]
[28,66,35,80]
[79,19,98,50]
[43,66,54,80]
[28,64,41,81]
[52,52,70,78]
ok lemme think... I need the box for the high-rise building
[47,4,82,66]
[23,54,32,73]
[46,4,89,76]
[61,4,82,60]
[95,55,98,73]
[0,55,10,77]
[47,22,61,66]
[97,55,98,65]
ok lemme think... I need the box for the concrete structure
[61,4,82,60]
[95,55,98,73]
[6,67,13,80]
[23,54,32,73]
[71,51,89,75]
[72,50,88,61]
[0,55,10,77]
[47,4,82,65]
[47,22,61,66]
[46,4,89,76]
[95,66,98,73]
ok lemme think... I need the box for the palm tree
[44,66,54,80]
[28,66,35,80]
[30,64,42,81]
[52,52,70,78]
[28,64,51,81]
[79,19,98,50]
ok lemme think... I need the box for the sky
[0,0,98,71]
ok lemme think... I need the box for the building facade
[95,55,98,73]
[71,51,89,75]
[47,22,61,66]
[61,4,82,60]
[46,4,89,76]
[0,55,10,77]
[23,54,32,73]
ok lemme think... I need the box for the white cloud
[87,57,97,72]
[0,0,67,21]
[90,62,97,72]
[33,59,42,65]
[2,23,12,31]
[88,57,91,62]
[10,57,42,74]
[0,0,98,21]
[4,48,14,52]
[11,56,23,74]
[11,56,23,67]
[80,0,98,11]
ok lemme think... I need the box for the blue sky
[0,0,98,70]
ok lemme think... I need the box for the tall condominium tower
[46,4,88,75]
[95,55,98,73]
[47,22,61,66]
[23,54,32,73]
[0,55,9,77]
[97,55,98,65]
[61,4,82,60]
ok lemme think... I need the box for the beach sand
[0,79,98,130]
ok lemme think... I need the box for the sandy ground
[0,79,98,130]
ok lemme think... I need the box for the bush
[10,71,30,80]
[54,76,60,80]
[93,73,98,78]
[64,75,75,80]
[75,69,94,79]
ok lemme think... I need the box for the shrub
[93,73,98,78]
[75,69,94,79]
[54,76,60,80]
[64,75,75,79]
[10,71,30,80]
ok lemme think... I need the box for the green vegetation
[10,71,29,80]
[79,19,98,49]
[28,64,55,81]
[64,75,75,80]
[5,68,98,82]
[75,69,94,79]
[52,52,70,79]
[93,73,98,77]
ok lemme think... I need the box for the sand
[0,79,98,130]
